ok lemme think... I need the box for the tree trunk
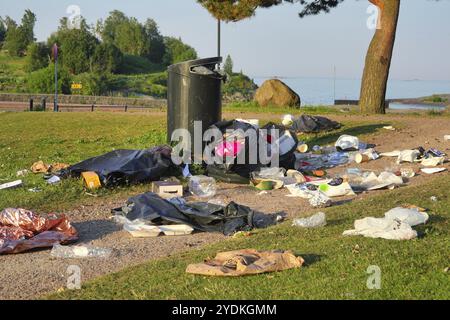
[359,0,400,114]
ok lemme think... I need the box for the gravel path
[0,114,449,300]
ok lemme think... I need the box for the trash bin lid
[168,57,222,77]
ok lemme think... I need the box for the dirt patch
[0,114,449,300]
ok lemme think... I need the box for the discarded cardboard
[186,249,304,276]
[152,181,183,198]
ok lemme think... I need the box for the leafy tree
[20,9,36,45]
[99,12,168,63]
[51,18,99,74]
[91,42,123,74]
[163,37,198,65]
[27,64,71,94]
[224,54,234,75]
[197,0,412,114]
[0,18,6,48]
[3,10,36,56]
[143,18,166,63]
[26,42,50,72]
[99,11,147,56]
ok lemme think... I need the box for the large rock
[254,79,301,108]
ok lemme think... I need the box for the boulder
[254,79,301,108]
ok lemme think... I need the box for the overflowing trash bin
[167,57,225,158]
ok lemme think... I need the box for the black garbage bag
[115,192,283,236]
[291,115,341,133]
[62,146,175,187]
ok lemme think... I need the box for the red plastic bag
[0,208,78,254]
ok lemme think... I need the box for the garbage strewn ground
[0,111,449,299]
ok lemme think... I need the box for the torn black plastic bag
[116,192,282,236]
[291,115,341,133]
[62,146,174,187]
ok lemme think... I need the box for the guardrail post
[29,99,33,111]
[42,98,46,111]
[125,105,128,112]
[91,104,95,112]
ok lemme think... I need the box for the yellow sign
[71,83,82,90]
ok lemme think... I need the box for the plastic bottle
[51,244,112,258]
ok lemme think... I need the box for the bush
[91,42,123,74]
[72,73,111,96]
[163,37,197,65]
[222,73,258,100]
[26,42,50,72]
[27,65,71,94]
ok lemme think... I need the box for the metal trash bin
[167,57,224,158]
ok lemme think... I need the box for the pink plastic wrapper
[215,141,243,158]
[0,208,78,254]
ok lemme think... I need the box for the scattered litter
[31,161,49,173]
[346,171,403,192]
[159,225,194,236]
[31,161,69,174]
[285,169,305,183]
[290,115,341,133]
[152,181,183,199]
[400,167,415,179]
[28,187,42,193]
[0,208,78,254]
[297,143,309,153]
[309,191,332,208]
[281,114,294,127]
[421,168,447,175]
[292,212,326,228]
[123,223,161,238]
[355,149,379,164]
[0,180,23,190]
[383,126,396,131]
[421,156,445,167]
[257,191,268,196]
[47,175,61,185]
[430,196,438,202]
[335,135,359,151]
[232,231,254,238]
[51,244,111,258]
[113,192,283,236]
[81,171,101,189]
[16,169,29,177]
[343,207,429,240]
[189,175,217,197]
[60,146,174,187]
[182,164,191,178]
[444,135,450,141]
[396,150,421,164]
[186,249,304,276]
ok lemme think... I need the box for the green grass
[47,174,450,300]
[223,101,355,115]
[0,51,27,92]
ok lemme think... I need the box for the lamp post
[52,43,58,112]
[217,19,221,58]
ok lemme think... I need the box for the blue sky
[1,0,449,80]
